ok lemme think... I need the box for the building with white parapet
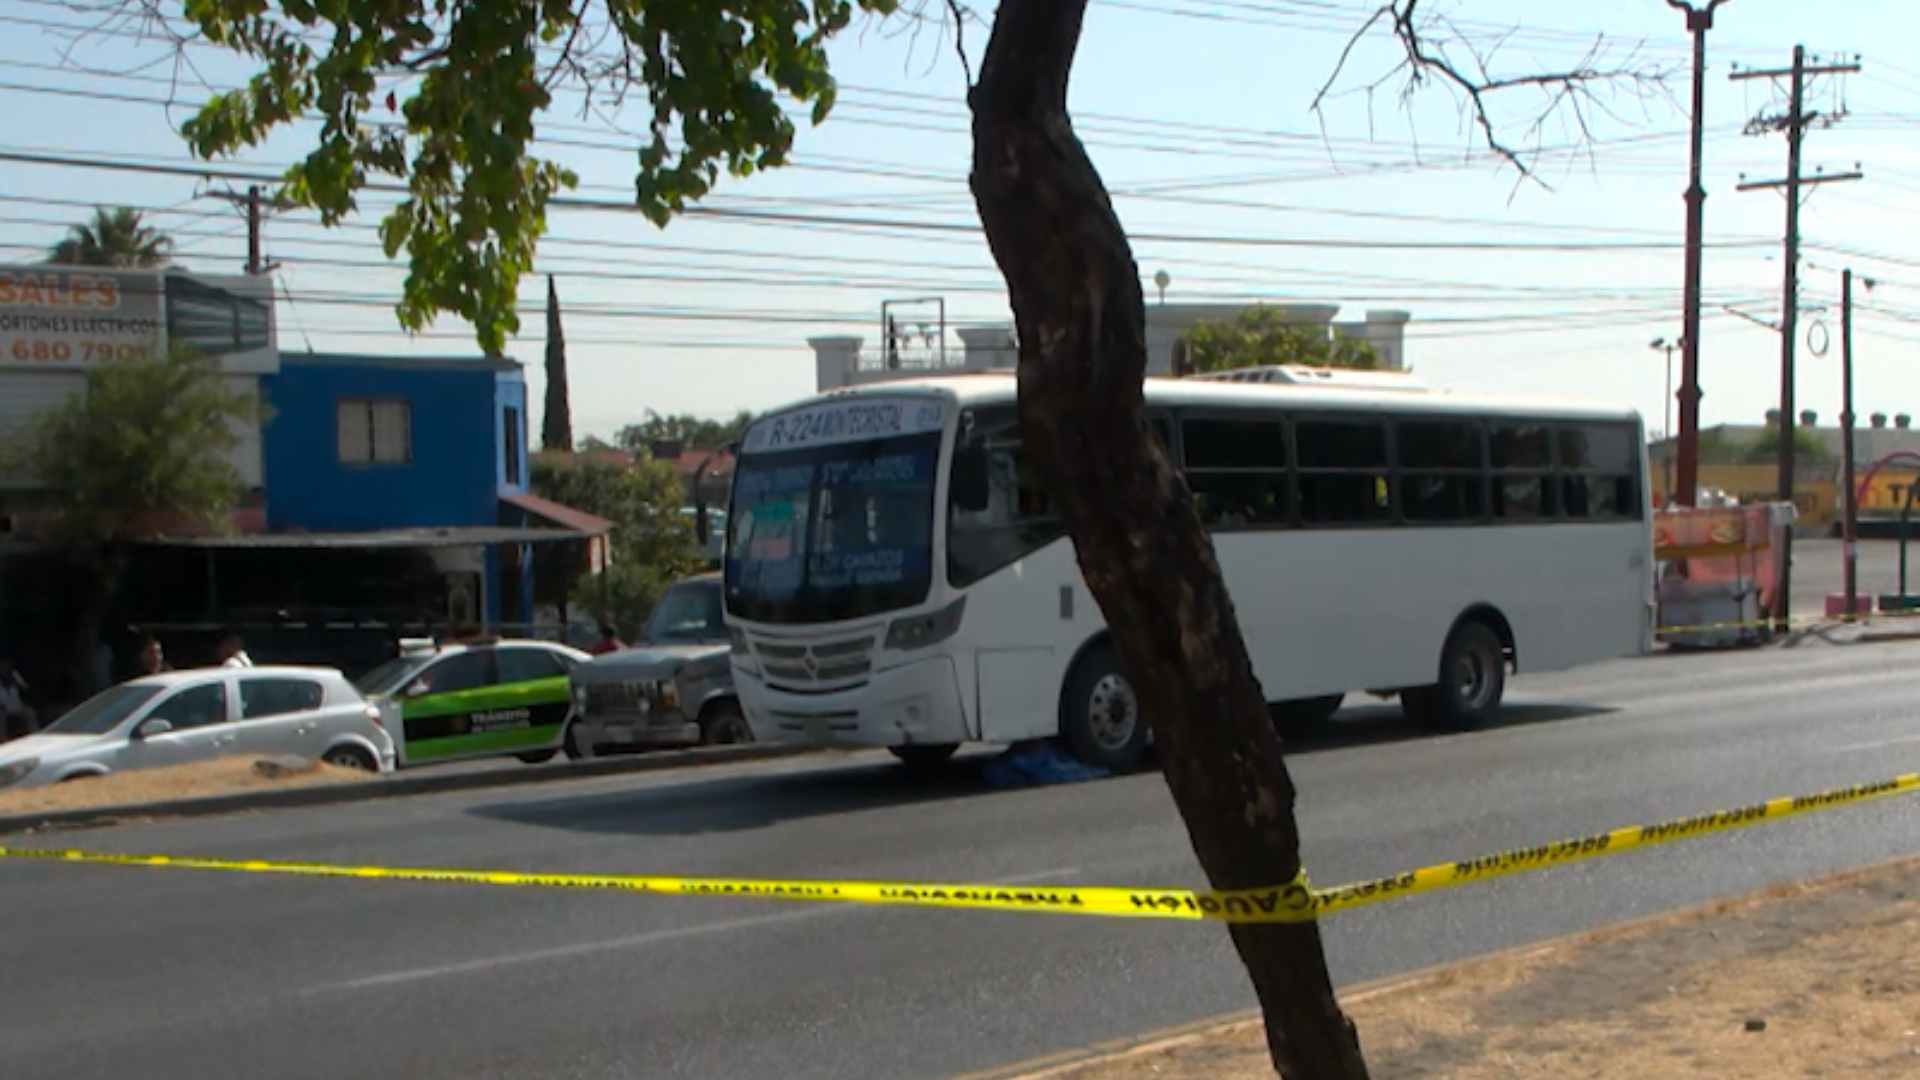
[808,302,1411,393]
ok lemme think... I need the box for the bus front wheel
[1062,644,1151,772]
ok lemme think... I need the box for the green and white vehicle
[354,637,591,767]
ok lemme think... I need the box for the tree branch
[945,0,974,87]
[1313,0,1678,188]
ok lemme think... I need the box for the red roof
[672,449,734,478]
[500,491,613,535]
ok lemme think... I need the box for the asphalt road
[4,638,1919,1079]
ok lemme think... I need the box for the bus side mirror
[952,446,991,512]
[695,502,710,546]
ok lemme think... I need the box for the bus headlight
[885,596,967,652]
[728,625,751,656]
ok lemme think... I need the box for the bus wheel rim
[1087,673,1139,750]
[1455,649,1490,708]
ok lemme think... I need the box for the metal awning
[133,525,598,550]
[499,491,613,536]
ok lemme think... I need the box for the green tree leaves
[615,409,754,453]
[46,207,175,268]
[1181,306,1381,374]
[13,344,261,544]
[178,0,896,353]
[530,451,699,634]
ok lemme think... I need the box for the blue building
[258,353,603,628]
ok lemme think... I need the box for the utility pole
[203,184,281,275]
[246,185,263,274]
[1841,268,1858,619]
[1666,0,1730,509]
[1733,45,1862,633]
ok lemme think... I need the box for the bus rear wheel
[1062,644,1151,772]
[1415,620,1506,731]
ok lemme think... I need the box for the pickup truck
[567,573,749,755]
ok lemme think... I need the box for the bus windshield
[726,432,940,623]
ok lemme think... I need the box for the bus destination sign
[743,397,945,454]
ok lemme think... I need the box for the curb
[961,852,1920,1080]
[0,742,820,836]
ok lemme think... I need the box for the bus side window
[1491,422,1557,520]
[948,409,1067,587]
[1183,415,1290,530]
[1297,418,1392,526]
[1560,423,1641,521]
[1398,419,1486,523]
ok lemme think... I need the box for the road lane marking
[305,865,1084,994]
[1830,733,1920,754]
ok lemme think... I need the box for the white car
[0,666,395,790]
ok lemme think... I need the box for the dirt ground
[1027,857,1920,1079]
[0,756,364,816]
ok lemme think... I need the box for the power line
[0,147,1779,253]
[0,72,1770,237]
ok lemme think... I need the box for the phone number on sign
[4,339,154,363]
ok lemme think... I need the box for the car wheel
[1426,620,1506,731]
[322,745,377,771]
[1270,693,1343,742]
[1061,643,1151,772]
[888,744,958,772]
[515,749,559,765]
[699,701,753,746]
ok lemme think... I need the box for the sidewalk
[1017,856,1920,1079]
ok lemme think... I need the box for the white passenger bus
[723,368,1651,771]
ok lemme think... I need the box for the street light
[1651,337,1680,503]
[1665,0,1732,508]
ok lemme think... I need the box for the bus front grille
[750,634,876,690]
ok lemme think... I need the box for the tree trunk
[967,4,1370,1077]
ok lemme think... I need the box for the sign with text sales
[0,264,277,372]
[0,267,166,366]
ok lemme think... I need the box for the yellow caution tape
[1,772,1915,924]
[1307,772,1919,919]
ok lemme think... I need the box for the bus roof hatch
[1189,366,1428,392]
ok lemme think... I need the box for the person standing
[216,629,254,668]
[135,634,171,677]
[587,623,626,656]
[0,654,36,740]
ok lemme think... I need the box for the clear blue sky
[2,0,1916,442]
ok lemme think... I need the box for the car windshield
[725,431,940,624]
[353,656,431,696]
[42,684,165,736]
[643,582,727,643]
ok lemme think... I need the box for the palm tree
[47,206,174,268]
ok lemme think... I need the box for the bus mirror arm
[952,446,991,512]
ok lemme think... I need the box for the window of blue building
[337,399,411,465]
[503,405,522,484]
